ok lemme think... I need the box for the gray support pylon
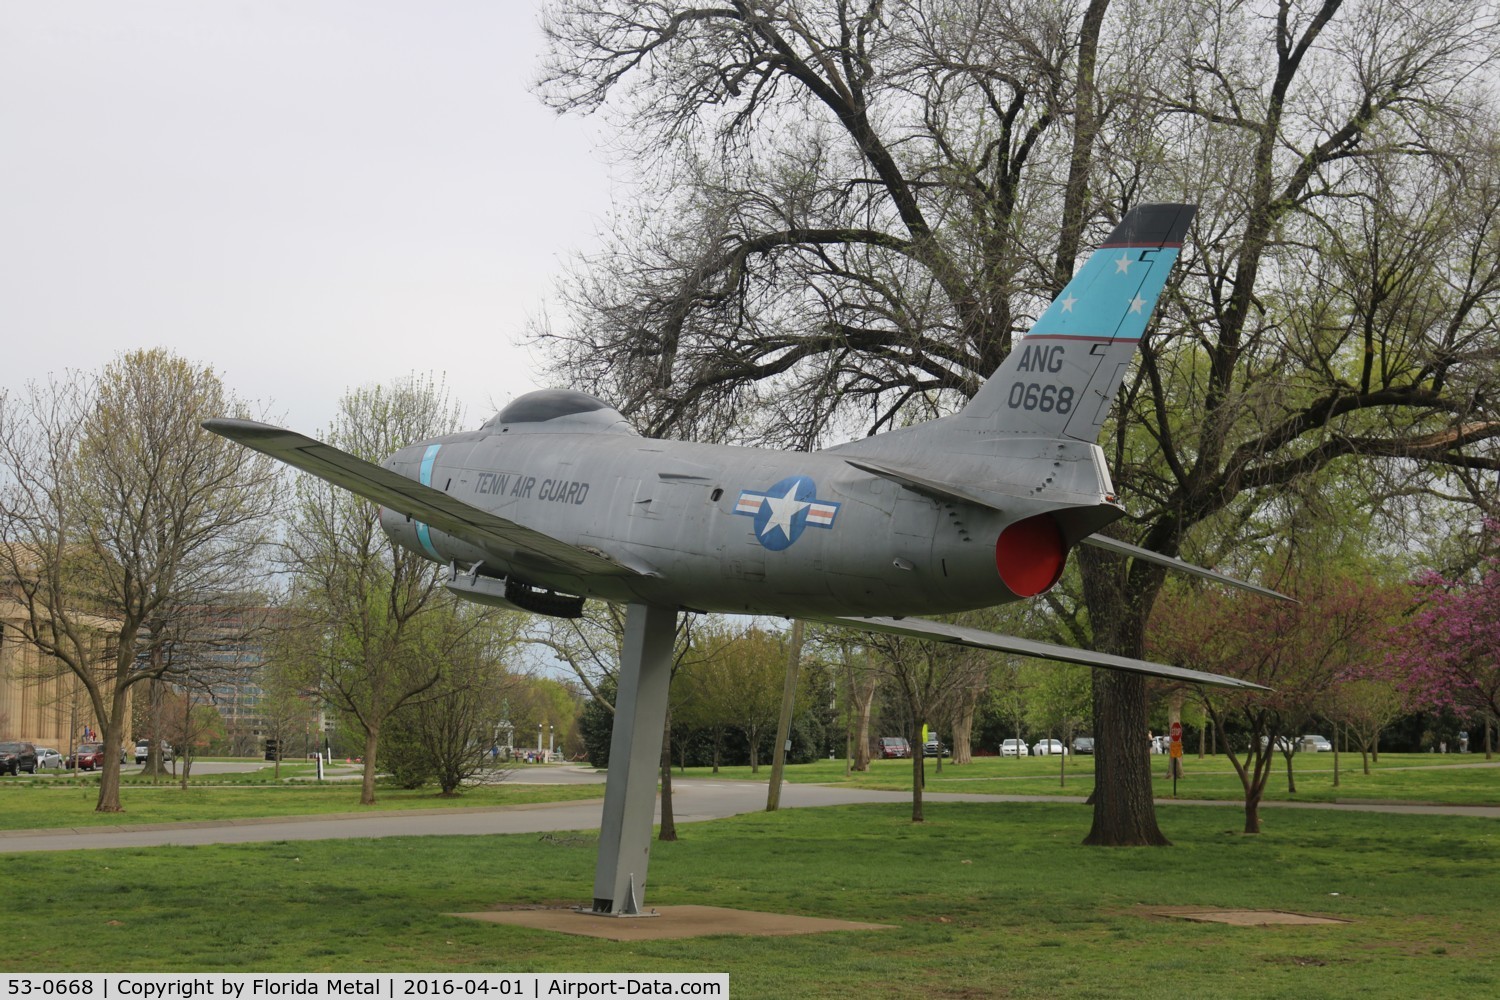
[591,603,676,914]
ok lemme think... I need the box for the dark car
[66,743,108,770]
[1071,736,1095,755]
[1,741,39,775]
[877,737,911,759]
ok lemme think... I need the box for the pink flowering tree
[1150,573,1400,833]
[1390,536,1500,757]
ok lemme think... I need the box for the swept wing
[1078,534,1293,603]
[817,615,1267,690]
[203,419,642,579]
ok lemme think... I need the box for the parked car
[1071,736,1095,755]
[923,738,950,758]
[1300,734,1333,752]
[35,747,64,769]
[1032,738,1067,756]
[999,738,1029,757]
[66,743,108,770]
[1,741,39,775]
[877,737,911,759]
[1257,735,1297,753]
[135,740,174,764]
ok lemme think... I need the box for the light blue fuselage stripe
[415,444,442,560]
[418,444,441,486]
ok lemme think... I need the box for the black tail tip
[1104,203,1197,247]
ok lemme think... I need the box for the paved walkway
[1,770,1494,853]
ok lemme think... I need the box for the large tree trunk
[1083,670,1169,846]
[95,728,124,813]
[360,728,379,805]
[1079,548,1169,846]
[94,686,131,813]
[1243,787,1264,834]
[951,675,985,765]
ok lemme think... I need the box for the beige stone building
[0,600,128,753]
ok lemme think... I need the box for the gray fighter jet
[208,203,1273,915]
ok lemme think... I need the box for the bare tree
[864,627,990,821]
[537,0,1500,844]
[0,350,278,812]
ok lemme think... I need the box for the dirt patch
[1151,907,1351,926]
[449,904,894,941]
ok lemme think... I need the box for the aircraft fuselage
[377,426,1096,619]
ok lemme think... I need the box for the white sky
[1,1,615,433]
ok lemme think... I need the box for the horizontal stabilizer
[1081,535,1293,602]
[815,615,1268,690]
[203,419,643,579]
[843,457,1003,509]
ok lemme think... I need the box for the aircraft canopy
[482,390,637,435]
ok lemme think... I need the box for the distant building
[150,606,328,757]
[0,599,130,753]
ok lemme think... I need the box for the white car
[1032,739,1067,756]
[999,739,1029,757]
[135,740,175,764]
[35,747,64,769]
[1301,734,1333,752]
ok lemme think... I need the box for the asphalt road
[2,765,1495,853]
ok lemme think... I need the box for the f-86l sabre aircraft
[208,202,1273,915]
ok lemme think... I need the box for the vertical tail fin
[963,203,1196,441]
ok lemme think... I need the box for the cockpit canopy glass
[481,389,637,435]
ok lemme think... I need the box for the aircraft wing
[1080,535,1294,602]
[203,419,643,579]
[815,615,1268,690]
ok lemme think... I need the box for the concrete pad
[1152,907,1350,926]
[449,904,894,940]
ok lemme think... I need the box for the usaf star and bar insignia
[734,475,841,551]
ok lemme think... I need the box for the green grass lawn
[0,777,605,830]
[681,753,1500,805]
[4,753,1493,833]
[2,801,1494,998]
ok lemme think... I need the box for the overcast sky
[1,1,616,433]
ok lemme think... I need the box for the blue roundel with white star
[733,475,841,551]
